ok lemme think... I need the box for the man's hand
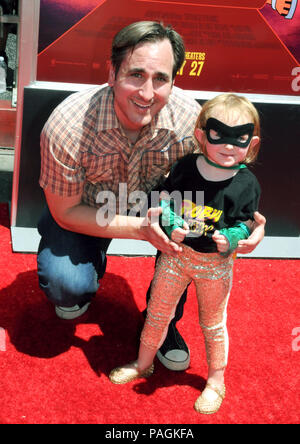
[237,211,266,254]
[140,207,182,255]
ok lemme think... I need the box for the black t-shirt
[161,154,261,253]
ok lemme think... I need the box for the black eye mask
[204,118,254,148]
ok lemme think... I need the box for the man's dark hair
[111,21,185,80]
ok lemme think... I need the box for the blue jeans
[37,206,111,307]
[37,206,186,325]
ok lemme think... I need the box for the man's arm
[44,189,182,255]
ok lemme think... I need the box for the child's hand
[212,230,230,253]
[171,221,189,243]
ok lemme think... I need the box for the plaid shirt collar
[96,86,175,136]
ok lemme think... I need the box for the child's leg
[109,253,191,384]
[139,253,191,369]
[192,252,233,413]
[195,272,232,375]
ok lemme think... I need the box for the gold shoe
[109,361,154,384]
[194,383,226,415]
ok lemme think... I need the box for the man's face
[108,39,175,139]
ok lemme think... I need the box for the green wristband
[160,199,185,238]
[219,222,251,257]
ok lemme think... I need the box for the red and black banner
[37,0,300,95]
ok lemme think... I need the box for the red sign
[37,0,300,95]
[142,0,266,6]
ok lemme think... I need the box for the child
[109,93,261,415]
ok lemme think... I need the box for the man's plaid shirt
[40,85,200,210]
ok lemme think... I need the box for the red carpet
[0,203,299,424]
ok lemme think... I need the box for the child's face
[195,108,259,168]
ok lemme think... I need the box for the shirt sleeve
[39,109,85,196]
[158,156,183,194]
[225,172,261,225]
[240,176,261,221]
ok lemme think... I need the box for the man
[38,21,265,371]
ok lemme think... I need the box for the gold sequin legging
[141,244,234,370]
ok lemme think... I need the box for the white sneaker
[55,302,90,320]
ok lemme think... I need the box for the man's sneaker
[55,302,90,320]
[156,323,190,371]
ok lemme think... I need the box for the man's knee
[37,250,100,307]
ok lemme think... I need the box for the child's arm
[213,220,251,257]
[160,191,189,242]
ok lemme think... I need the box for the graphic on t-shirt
[181,199,223,238]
